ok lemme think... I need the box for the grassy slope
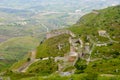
[8,73,120,80]
[69,5,120,40]
[3,34,70,79]
[69,5,120,75]
[10,52,31,70]
[3,59,57,80]
[27,59,57,76]
[0,36,39,72]
[36,34,70,58]
[85,56,120,74]
[0,36,39,60]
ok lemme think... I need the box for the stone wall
[46,30,75,39]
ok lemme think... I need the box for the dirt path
[17,50,39,72]
[106,34,119,43]
[17,51,50,72]
[79,38,83,48]
[100,74,117,77]
[41,24,49,33]
[86,43,95,65]
[0,77,3,80]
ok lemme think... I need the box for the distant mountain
[0,0,120,12]
[0,7,34,17]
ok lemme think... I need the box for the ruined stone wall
[46,30,75,39]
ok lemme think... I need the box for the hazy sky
[0,0,119,12]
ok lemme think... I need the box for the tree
[27,58,31,62]
[75,58,87,73]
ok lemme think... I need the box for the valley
[0,5,119,80]
[0,0,120,80]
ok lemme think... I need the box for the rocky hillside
[69,5,120,75]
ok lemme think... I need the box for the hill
[1,5,120,80]
[36,34,70,58]
[69,5,120,75]
[0,36,39,72]
[1,1,120,73]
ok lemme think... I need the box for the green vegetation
[75,58,87,74]
[27,59,58,76]
[10,52,31,70]
[0,36,39,72]
[3,70,34,80]
[20,74,87,80]
[69,5,120,41]
[92,43,120,58]
[85,57,120,75]
[1,5,120,80]
[69,5,120,76]
[4,73,120,80]
[0,60,15,72]
[36,34,70,58]
[0,36,39,60]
